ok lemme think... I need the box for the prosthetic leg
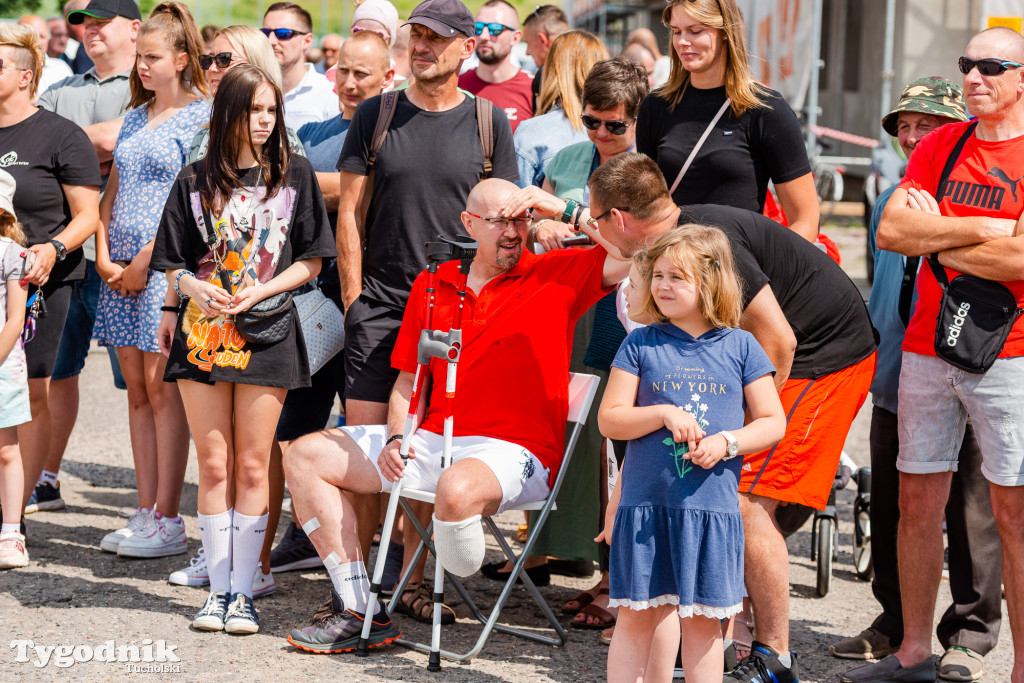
[357,236,478,671]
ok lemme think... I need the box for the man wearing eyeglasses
[262,2,337,130]
[457,0,533,132]
[845,26,1024,683]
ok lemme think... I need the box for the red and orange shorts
[739,352,876,510]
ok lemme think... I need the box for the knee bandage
[432,514,485,578]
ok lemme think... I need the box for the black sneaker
[24,481,65,514]
[725,642,800,683]
[288,606,400,654]
[270,521,323,572]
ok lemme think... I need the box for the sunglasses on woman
[199,52,235,70]
[260,27,308,41]
[580,114,635,136]
[958,56,1024,76]
[475,21,515,36]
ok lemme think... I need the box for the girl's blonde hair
[0,24,44,99]
[637,224,744,328]
[216,25,283,90]
[0,213,27,247]
[129,2,209,108]
[655,0,767,116]
[536,30,609,130]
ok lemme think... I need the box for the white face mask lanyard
[668,98,731,196]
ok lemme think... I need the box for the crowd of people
[0,0,1021,681]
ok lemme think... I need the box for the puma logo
[987,167,1024,202]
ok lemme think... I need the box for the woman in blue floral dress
[93,3,209,560]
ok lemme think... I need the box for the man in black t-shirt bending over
[335,0,517,431]
[584,153,876,683]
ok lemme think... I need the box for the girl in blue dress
[93,3,209,560]
[599,225,785,682]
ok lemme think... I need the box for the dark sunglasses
[260,27,309,41]
[581,114,635,136]
[199,52,234,70]
[474,21,515,36]
[958,56,1024,76]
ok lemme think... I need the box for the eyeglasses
[351,26,390,39]
[199,52,235,70]
[0,59,26,75]
[474,21,516,36]
[260,27,309,41]
[586,206,629,228]
[581,114,635,136]
[466,211,529,229]
[958,56,1024,76]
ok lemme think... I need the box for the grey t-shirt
[37,68,131,260]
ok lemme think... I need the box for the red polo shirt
[392,246,611,483]
[458,68,534,132]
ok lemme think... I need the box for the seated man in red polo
[282,177,628,654]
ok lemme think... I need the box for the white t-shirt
[37,56,74,98]
[283,63,339,131]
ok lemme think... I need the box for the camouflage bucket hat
[882,76,968,137]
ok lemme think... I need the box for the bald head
[466,178,520,216]
[969,27,1024,63]
[18,15,48,44]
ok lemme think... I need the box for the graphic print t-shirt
[458,69,535,132]
[152,156,336,388]
[899,120,1024,358]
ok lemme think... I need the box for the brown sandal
[570,589,615,630]
[562,587,601,615]
[393,582,456,625]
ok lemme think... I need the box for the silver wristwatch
[720,431,739,459]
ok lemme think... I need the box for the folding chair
[385,372,601,669]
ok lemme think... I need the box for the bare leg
[143,352,189,517]
[739,492,788,653]
[232,384,286,517]
[42,376,78,475]
[608,605,678,682]
[894,471,952,668]
[260,439,285,572]
[0,427,24,525]
[177,380,234,515]
[680,614,726,683]
[18,377,53,507]
[115,347,158,510]
[284,429,386,565]
[989,482,1024,683]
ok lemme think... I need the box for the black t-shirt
[337,91,518,309]
[152,155,337,389]
[637,86,810,211]
[678,204,875,379]
[0,108,101,283]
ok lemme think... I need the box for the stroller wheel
[816,516,834,597]
[854,507,873,580]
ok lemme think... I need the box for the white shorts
[341,425,551,514]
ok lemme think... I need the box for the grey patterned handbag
[295,288,345,375]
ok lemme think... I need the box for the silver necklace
[227,167,263,230]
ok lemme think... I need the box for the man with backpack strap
[335,0,517,432]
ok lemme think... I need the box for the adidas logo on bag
[946,301,970,347]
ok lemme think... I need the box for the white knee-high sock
[230,511,268,599]
[198,509,233,593]
[325,553,370,614]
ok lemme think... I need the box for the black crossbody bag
[926,121,1024,373]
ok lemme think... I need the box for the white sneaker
[100,508,151,553]
[252,564,276,599]
[0,531,28,568]
[169,548,209,586]
[118,514,187,558]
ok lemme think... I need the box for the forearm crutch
[358,235,478,666]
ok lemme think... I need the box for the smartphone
[22,250,34,274]
[561,234,595,247]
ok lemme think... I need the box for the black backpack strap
[474,95,494,179]
[367,90,399,172]
[897,120,977,319]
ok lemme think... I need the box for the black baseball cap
[405,0,475,38]
[68,0,142,25]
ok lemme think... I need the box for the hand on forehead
[467,178,519,215]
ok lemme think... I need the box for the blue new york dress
[93,99,209,353]
[608,323,774,618]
